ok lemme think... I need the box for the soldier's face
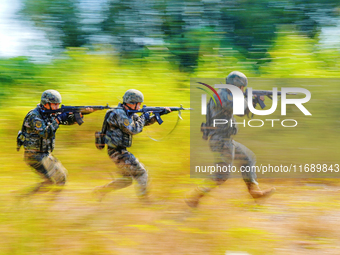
[44,103,60,110]
[126,102,141,110]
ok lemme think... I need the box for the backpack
[95,110,113,150]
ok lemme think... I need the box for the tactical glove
[143,112,151,122]
[56,112,69,123]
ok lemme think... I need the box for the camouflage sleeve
[220,90,234,112]
[25,113,59,139]
[226,92,248,117]
[107,110,146,135]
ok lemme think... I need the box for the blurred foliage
[0,57,41,101]
[19,0,340,72]
[22,0,88,48]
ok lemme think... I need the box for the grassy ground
[2,178,340,254]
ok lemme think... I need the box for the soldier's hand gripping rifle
[41,104,113,125]
[246,90,297,109]
[127,104,192,125]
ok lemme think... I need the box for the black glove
[143,112,151,122]
[56,112,69,123]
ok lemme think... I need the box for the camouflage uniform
[18,91,78,196]
[186,71,275,207]
[94,102,157,199]
[205,88,258,185]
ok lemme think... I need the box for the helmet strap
[40,103,47,110]
[123,103,137,110]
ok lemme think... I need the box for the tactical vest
[104,107,133,148]
[20,107,56,152]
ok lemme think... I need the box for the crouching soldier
[17,90,92,198]
[93,89,170,201]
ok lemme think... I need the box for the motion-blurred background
[1,0,340,254]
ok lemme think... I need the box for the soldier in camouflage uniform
[185,71,275,208]
[17,90,91,197]
[93,89,170,201]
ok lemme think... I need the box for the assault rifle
[41,104,113,125]
[127,105,192,125]
[246,89,297,109]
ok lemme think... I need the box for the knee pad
[121,176,133,185]
[42,155,68,184]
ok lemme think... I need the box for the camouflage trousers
[103,146,148,197]
[209,134,258,183]
[199,135,258,193]
[23,151,67,196]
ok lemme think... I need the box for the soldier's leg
[41,154,67,185]
[23,152,54,196]
[131,162,148,198]
[93,175,133,202]
[109,148,140,190]
[233,141,257,184]
[23,152,67,197]
[115,149,148,198]
[185,162,230,208]
[41,154,68,199]
[93,148,136,201]
[185,136,232,208]
[205,137,234,188]
[233,141,275,199]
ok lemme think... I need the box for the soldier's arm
[107,110,146,135]
[25,113,59,139]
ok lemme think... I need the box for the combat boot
[185,188,206,208]
[247,183,276,199]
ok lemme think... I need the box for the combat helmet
[123,89,144,104]
[226,71,248,87]
[40,90,62,106]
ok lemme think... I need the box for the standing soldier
[185,71,275,208]
[17,90,91,198]
[93,89,170,201]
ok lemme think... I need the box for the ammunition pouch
[16,130,26,151]
[122,132,132,147]
[95,131,105,150]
